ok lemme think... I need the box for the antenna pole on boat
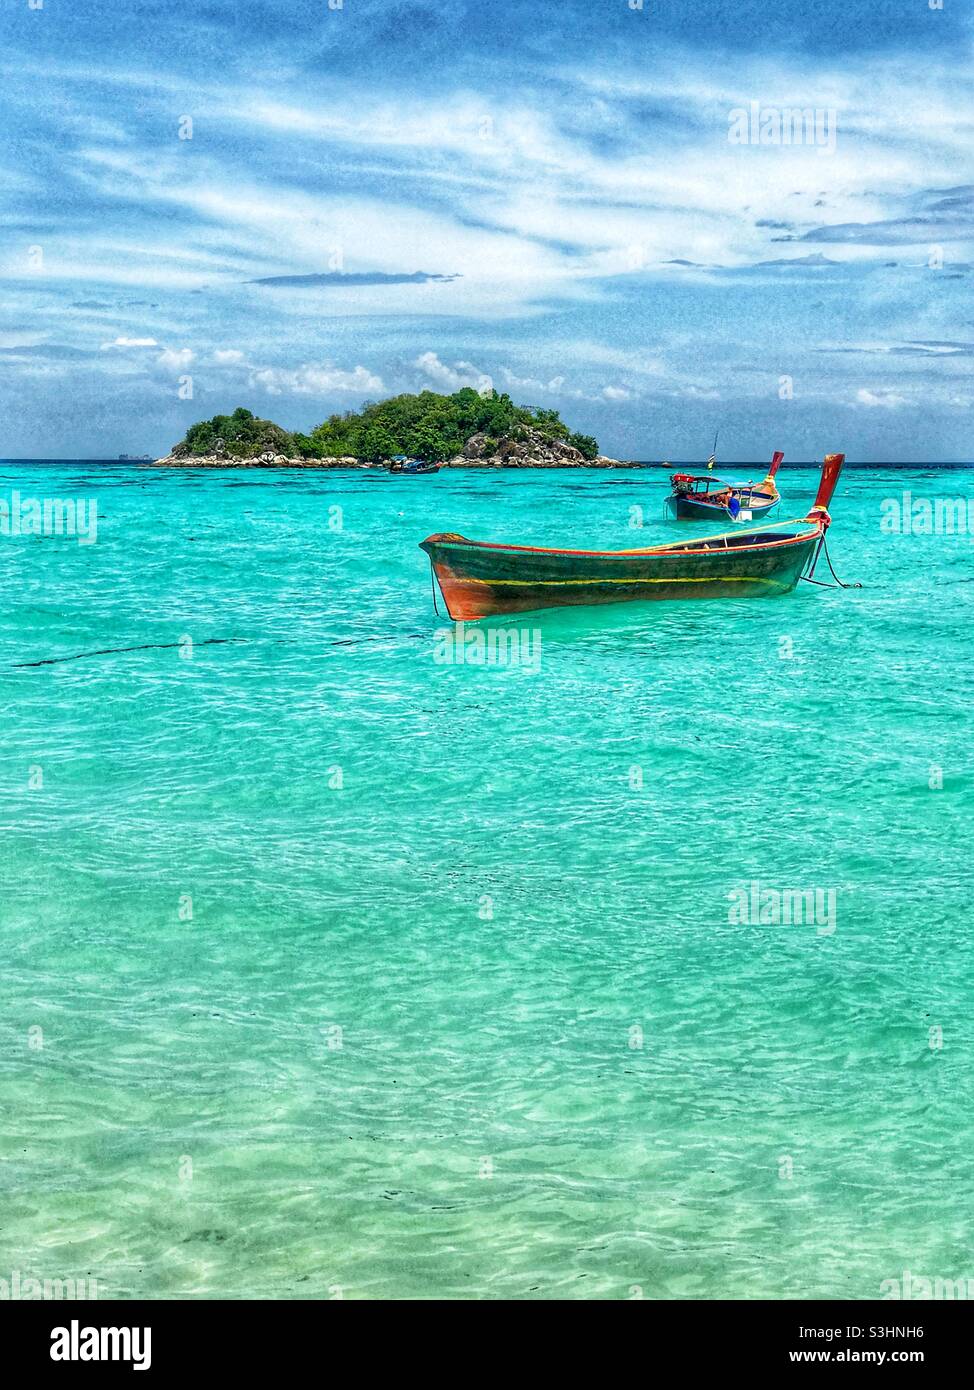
[707,428,718,471]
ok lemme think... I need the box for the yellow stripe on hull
[460,574,788,588]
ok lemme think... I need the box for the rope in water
[429,556,442,616]
[801,530,862,589]
[12,637,244,669]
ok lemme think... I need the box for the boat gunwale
[672,487,777,504]
[420,521,821,561]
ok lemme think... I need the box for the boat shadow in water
[439,588,813,647]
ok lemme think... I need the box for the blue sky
[1,0,972,459]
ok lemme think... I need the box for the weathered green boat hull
[421,530,820,619]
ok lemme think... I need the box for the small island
[153,391,638,468]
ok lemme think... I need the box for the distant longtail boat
[420,453,844,620]
[389,455,441,474]
[667,451,784,521]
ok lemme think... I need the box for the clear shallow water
[1,462,972,1300]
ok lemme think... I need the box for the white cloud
[212,349,245,364]
[10,40,974,325]
[498,364,640,404]
[248,363,384,396]
[414,352,492,392]
[218,58,974,280]
[500,367,566,394]
[101,335,157,349]
[677,385,723,400]
[157,347,194,369]
[52,41,972,333]
[856,388,907,408]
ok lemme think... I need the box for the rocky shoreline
[152,452,645,469]
[153,425,642,470]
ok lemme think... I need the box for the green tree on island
[182,406,298,459]
[172,390,600,462]
[359,424,400,463]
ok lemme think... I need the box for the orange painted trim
[422,523,821,560]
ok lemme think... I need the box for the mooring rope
[428,556,442,617]
[12,637,245,669]
[801,531,862,590]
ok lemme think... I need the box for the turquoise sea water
[1,461,972,1300]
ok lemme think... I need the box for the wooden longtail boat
[667,451,784,521]
[420,453,844,620]
[389,457,441,474]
